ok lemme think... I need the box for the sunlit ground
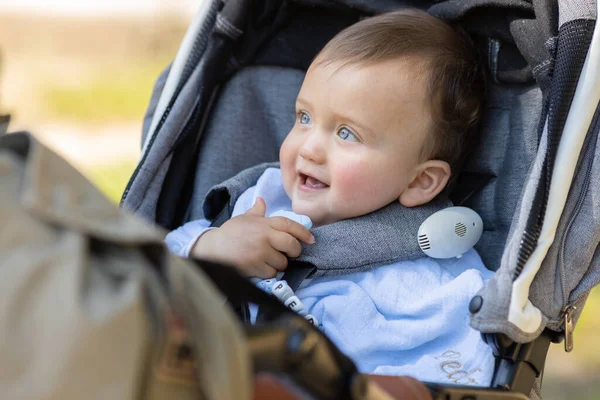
[0,11,598,399]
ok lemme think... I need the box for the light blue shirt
[166,168,495,386]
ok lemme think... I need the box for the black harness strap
[281,261,316,292]
[193,259,295,322]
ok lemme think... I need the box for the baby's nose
[299,135,326,164]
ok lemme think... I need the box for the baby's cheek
[333,162,375,199]
[279,137,297,175]
[334,161,395,209]
[279,135,298,196]
[279,136,294,165]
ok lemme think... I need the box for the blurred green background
[0,2,598,398]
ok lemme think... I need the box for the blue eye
[337,127,359,142]
[299,112,311,125]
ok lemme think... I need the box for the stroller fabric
[470,0,599,343]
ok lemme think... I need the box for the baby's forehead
[303,57,431,106]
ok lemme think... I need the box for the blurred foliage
[42,61,169,123]
[576,289,600,358]
[0,13,186,127]
[86,159,138,204]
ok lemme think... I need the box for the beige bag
[0,132,251,400]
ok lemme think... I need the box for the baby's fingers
[269,231,302,258]
[265,249,289,271]
[252,263,279,279]
[268,217,315,244]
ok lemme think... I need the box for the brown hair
[315,9,485,184]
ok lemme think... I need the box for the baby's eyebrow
[296,97,311,108]
[337,113,376,139]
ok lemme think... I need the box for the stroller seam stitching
[216,14,243,40]
[532,59,553,75]
[556,107,599,309]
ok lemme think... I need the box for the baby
[167,9,494,385]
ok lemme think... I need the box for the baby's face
[280,59,432,226]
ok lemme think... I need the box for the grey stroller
[122,0,600,398]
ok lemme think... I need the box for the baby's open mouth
[299,173,329,189]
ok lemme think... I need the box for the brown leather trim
[253,374,304,400]
[370,375,433,400]
[253,374,432,400]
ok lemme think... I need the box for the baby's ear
[399,160,451,207]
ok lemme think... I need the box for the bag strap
[192,258,295,322]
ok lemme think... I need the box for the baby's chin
[290,202,337,227]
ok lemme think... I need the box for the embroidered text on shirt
[435,350,481,385]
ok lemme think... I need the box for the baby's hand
[191,197,315,278]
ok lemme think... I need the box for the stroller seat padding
[190,66,304,221]
[462,83,542,269]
